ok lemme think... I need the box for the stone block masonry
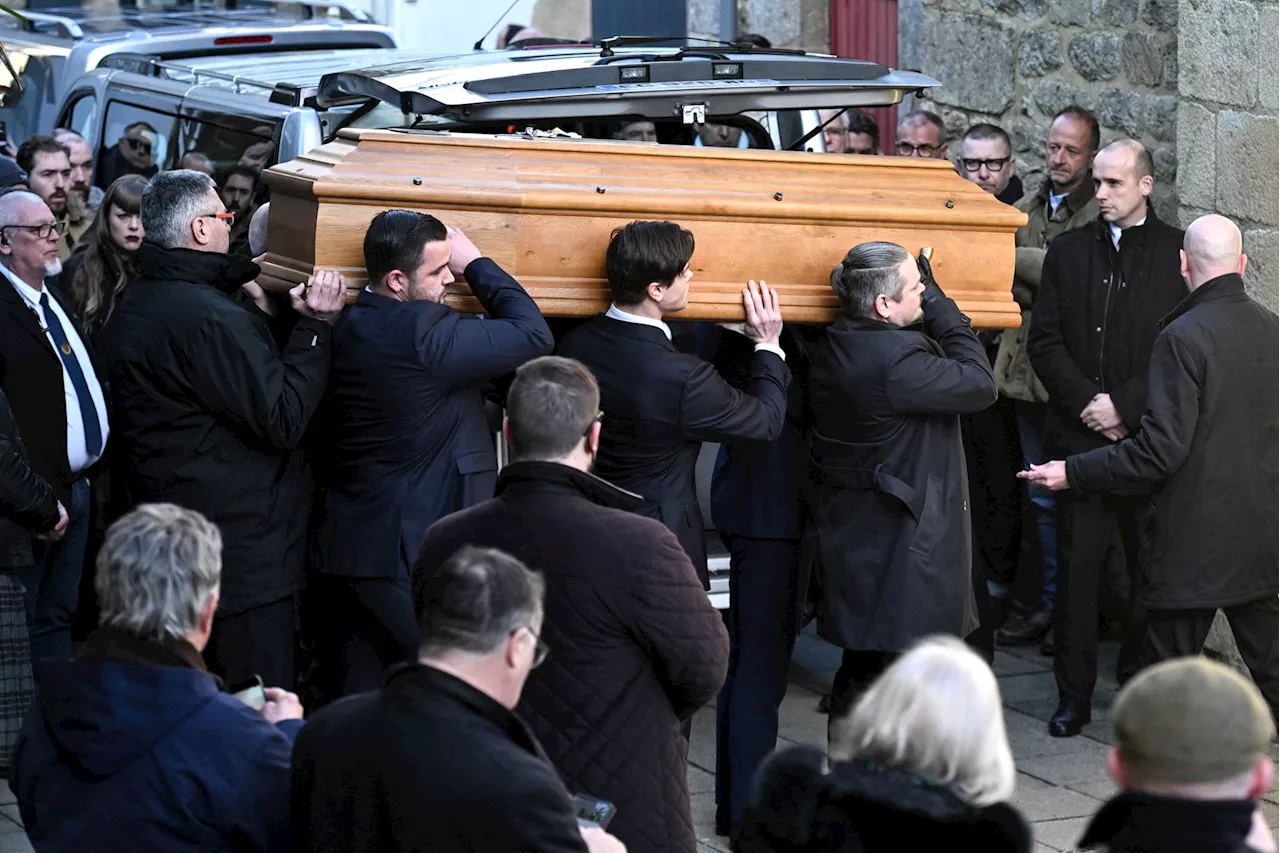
[900,0,1181,222]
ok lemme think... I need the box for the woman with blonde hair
[736,636,1030,853]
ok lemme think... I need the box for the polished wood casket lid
[259,128,1028,328]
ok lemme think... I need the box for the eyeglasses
[124,136,153,155]
[959,157,1011,173]
[198,211,236,228]
[521,626,549,669]
[1,221,68,240]
[896,141,945,156]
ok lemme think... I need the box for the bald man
[1025,139,1188,737]
[1023,214,1278,717]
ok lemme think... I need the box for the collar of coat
[1158,272,1245,329]
[134,241,261,296]
[382,661,550,759]
[1034,172,1096,215]
[1077,791,1255,852]
[495,459,645,512]
[76,625,211,676]
[1090,203,1167,253]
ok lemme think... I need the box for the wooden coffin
[259,128,1029,328]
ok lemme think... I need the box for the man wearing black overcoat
[1026,140,1188,737]
[309,210,553,701]
[555,220,789,587]
[1023,214,1278,719]
[805,241,996,752]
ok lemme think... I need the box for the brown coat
[994,177,1099,402]
[416,461,729,853]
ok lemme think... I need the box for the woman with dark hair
[60,174,146,340]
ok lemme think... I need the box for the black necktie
[39,293,102,458]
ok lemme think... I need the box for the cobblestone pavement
[0,632,1275,853]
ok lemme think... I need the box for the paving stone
[1067,777,1119,801]
[689,705,717,774]
[0,780,14,806]
[1019,743,1115,787]
[688,765,715,795]
[997,671,1060,704]
[776,685,830,748]
[691,792,729,852]
[1,804,20,827]
[1013,784,1104,823]
[1033,816,1094,851]
[994,650,1050,677]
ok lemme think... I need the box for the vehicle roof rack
[99,52,305,104]
[7,11,84,39]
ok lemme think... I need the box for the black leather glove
[916,252,946,306]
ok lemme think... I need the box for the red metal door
[830,0,899,154]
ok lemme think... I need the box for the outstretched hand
[1017,461,1070,491]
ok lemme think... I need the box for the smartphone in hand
[572,793,617,830]
[227,675,266,711]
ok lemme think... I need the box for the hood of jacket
[134,241,260,296]
[34,635,221,779]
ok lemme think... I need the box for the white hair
[0,190,48,228]
[834,636,1017,807]
[95,503,222,642]
[248,202,270,257]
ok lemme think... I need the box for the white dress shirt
[605,303,786,361]
[1047,189,1067,216]
[1109,216,1146,251]
[2,265,109,474]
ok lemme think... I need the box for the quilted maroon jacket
[417,460,729,853]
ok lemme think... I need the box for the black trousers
[205,596,296,688]
[1140,597,1280,718]
[714,535,801,831]
[1055,492,1150,704]
[306,574,418,708]
[962,395,1024,589]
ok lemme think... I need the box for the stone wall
[899,0,1182,221]
[687,0,830,52]
[1176,0,1278,309]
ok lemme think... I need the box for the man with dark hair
[846,110,880,155]
[895,110,948,158]
[293,545,626,853]
[953,121,1025,640]
[15,135,81,261]
[98,121,159,189]
[220,164,258,258]
[807,242,995,751]
[97,169,346,687]
[555,219,790,585]
[958,124,1022,204]
[1026,139,1187,737]
[994,105,1102,654]
[309,209,552,701]
[418,355,728,853]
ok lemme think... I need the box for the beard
[44,259,63,278]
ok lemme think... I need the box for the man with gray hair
[1023,214,1278,717]
[806,242,996,751]
[0,190,106,670]
[293,545,626,853]
[417,356,728,853]
[12,503,304,853]
[97,169,346,687]
[1075,656,1277,852]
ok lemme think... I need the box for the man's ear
[384,269,408,296]
[199,591,218,636]
[191,215,211,247]
[1139,174,1154,197]
[645,280,667,304]
[587,420,601,455]
[1248,757,1273,801]
[1106,747,1129,789]
[873,292,892,321]
[1239,253,1249,278]
[501,417,512,448]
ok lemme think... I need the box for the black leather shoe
[1048,698,1091,738]
[1039,627,1054,657]
[996,607,1052,646]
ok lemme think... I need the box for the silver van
[0,0,396,147]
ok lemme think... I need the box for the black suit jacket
[0,272,106,505]
[292,663,589,853]
[312,258,553,580]
[556,315,791,585]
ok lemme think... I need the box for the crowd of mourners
[0,42,1275,853]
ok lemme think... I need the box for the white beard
[43,259,62,278]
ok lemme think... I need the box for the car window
[97,101,175,189]
[0,47,61,150]
[63,91,98,140]
[175,112,277,224]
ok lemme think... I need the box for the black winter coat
[1067,274,1278,609]
[0,387,60,567]
[1027,210,1187,456]
[805,292,995,652]
[1078,792,1257,853]
[292,663,590,853]
[738,747,1033,853]
[416,461,729,853]
[97,243,332,614]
